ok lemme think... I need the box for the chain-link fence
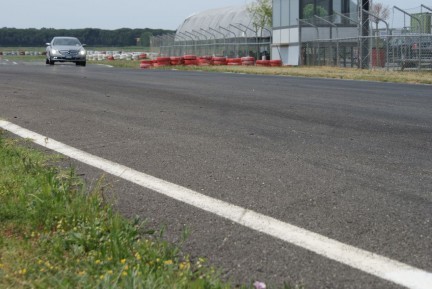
[151,4,432,70]
[301,34,432,70]
[299,5,432,70]
[150,33,271,60]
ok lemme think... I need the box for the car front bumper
[51,55,86,62]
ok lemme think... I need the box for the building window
[300,0,332,19]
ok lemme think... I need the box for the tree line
[0,27,174,47]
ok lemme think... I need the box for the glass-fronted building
[272,0,359,65]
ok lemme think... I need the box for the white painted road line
[1,119,431,289]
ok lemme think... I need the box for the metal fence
[151,5,432,70]
[150,33,271,60]
[301,34,432,70]
[299,5,432,70]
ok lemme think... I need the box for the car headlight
[79,49,86,56]
[51,49,58,54]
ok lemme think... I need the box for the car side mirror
[45,43,51,46]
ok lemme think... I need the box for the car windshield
[53,38,80,46]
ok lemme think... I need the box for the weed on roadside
[0,131,235,289]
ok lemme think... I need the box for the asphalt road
[0,60,431,289]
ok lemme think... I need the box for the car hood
[52,45,84,50]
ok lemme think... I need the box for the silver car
[46,36,87,66]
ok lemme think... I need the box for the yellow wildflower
[120,259,126,264]
[134,252,141,260]
[164,260,173,265]
[179,262,190,270]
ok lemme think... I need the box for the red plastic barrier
[227,58,242,64]
[156,57,170,62]
[153,63,170,67]
[197,56,212,66]
[184,59,198,65]
[211,56,227,65]
[155,57,171,67]
[241,56,255,62]
[212,56,226,62]
[270,60,282,67]
[198,55,212,60]
[212,61,227,66]
[170,56,183,65]
[183,55,197,60]
[256,60,271,66]
[241,61,255,66]
[140,59,154,66]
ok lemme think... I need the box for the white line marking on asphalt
[95,64,114,68]
[1,119,431,289]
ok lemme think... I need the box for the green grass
[0,131,301,289]
[94,59,432,85]
[0,131,249,289]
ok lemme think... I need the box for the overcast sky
[1,0,429,30]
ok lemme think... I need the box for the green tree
[140,31,152,47]
[247,0,272,33]
[303,4,328,19]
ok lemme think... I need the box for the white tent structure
[175,5,271,41]
[152,5,273,57]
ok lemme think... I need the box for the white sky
[1,0,429,30]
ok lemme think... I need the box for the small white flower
[253,281,266,289]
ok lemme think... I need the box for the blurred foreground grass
[0,131,242,289]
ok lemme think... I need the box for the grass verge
[97,60,432,85]
[0,131,246,289]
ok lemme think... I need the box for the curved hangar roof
[175,5,271,41]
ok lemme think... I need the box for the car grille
[59,50,79,55]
